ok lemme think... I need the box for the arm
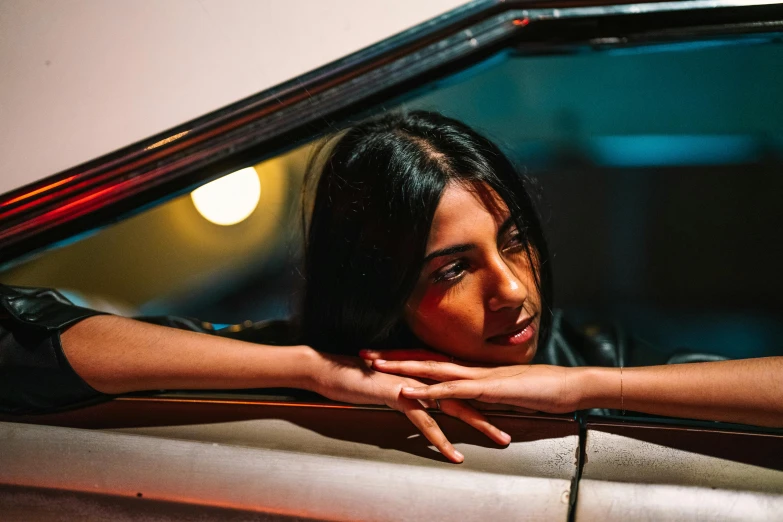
[62,315,511,462]
[62,315,315,394]
[371,358,783,428]
[0,281,513,462]
[579,358,783,427]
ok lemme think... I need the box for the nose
[486,255,528,312]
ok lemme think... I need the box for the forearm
[62,315,319,394]
[577,357,783,427]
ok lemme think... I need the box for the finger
[439,399,511,446]
[360,349,452,362]
[373,359,478,381]
[400,399,464,463]
[401,380,489,401]
[419,398,438,410]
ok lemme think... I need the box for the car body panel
[1,400,579,520]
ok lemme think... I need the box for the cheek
[406,284,486,354]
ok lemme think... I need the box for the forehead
[427,182,509,249]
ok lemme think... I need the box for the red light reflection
[1,176,77,207]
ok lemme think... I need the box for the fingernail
[374,359,387,364]
[454,450,464,462]
[402,387,416,393]
[500,431,511,443]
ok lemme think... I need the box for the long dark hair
[301,110,552,355]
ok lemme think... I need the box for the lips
[486,316,536,346]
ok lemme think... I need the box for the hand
[361,350,528,411]
[372,360,581,414]
[306,353,511,463]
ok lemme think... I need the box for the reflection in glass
[191,167,262,226]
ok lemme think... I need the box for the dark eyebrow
[423,244,475,265]
[421,217,516,265]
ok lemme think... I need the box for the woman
[2,111,781,464]
[298,110,783,428]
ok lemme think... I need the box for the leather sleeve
[0,283,110,415]
[0,283,299,415]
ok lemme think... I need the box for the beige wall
[0,0,467,195]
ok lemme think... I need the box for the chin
[450,340,537,366]
[502,342,537,365]
[473,339,537,366]
[425,331,538,365]
[517,343,538,364]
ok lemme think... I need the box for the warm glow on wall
[191,167,261,225]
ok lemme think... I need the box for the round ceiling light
[191,167,261,226]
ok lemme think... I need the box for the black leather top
[0,284,108,414]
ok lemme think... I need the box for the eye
[502,230,525,252]
[432,260,470,284]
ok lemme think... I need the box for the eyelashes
[430,232,526,285]
[502,232,525,252]
[432,260,470,284]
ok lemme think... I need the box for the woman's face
[404,182,542,365]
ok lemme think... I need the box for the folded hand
[310,353,511,463]
[371,359,580,414]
